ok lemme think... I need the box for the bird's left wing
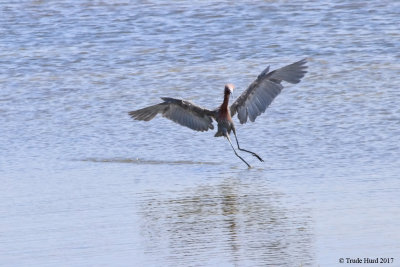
[230,58,307,124]
[129,97,215,132]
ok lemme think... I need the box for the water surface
[1,1,400,266]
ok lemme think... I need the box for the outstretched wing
[129,97,215,132]
[230,58,307,124]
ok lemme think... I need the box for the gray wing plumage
[230,58,308,124]
[129,97,215,132]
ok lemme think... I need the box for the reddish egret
[129,59,307,167]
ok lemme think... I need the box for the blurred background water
[1,1,399,266]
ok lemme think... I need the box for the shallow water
[1,1,400,266]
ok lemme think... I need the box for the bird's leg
[226,135,251,168]
[232,129,264,162]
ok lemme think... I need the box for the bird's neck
[220,92,230,112]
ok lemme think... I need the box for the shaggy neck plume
[220,90,231,116]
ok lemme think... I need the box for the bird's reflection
[139,175,314,266]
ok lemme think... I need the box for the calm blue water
[1,1,400,266]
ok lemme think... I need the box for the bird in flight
[129,59,307,167]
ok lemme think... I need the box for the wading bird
[129,59,307,167]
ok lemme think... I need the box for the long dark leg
[226,135,251,168]
[233,129,264,162]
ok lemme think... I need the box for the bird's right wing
[230,58,307,124]
[129,97,215,132]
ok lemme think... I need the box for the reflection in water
[79,157,221,166]
[139,176,314,266]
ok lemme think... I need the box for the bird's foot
[252,153,264,162]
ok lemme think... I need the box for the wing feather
[129,97,215,132]
[230,58,307,124]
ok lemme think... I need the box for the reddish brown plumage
[128,59,308,167]
[214,84,234,137]
[219,90,231,119]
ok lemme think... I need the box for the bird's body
[129,59,308,167]
[214,84,235,137]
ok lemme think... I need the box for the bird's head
[224,83,234,95]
